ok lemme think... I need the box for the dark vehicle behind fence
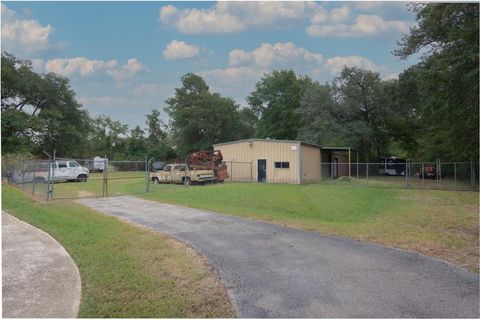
[151,162,166,172]
[379,157,406,176]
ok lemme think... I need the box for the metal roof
[213,139,350,150]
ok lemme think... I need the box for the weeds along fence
[4,158,150,201]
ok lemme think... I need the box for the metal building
[213,139,353,184]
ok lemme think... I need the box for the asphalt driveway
[79,196,479,318]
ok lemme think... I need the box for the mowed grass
[2,184,235,318]
[140,182,479,273]
[49,172,147,199]
[20,175,479,272]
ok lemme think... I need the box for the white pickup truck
[14,160,90,183]
[150,164,215,185]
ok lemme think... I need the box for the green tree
[298,67,413,161]
[145,109,175,161]
[125,126,148,159]
[165,73,245,157]
[88,115,128,160]
[1,52,90,158]
[334,67,389,161]
[297,82,351,147]
[394,3,479,161]
[247,70,313,140]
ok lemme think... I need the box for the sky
[1,1,419,130]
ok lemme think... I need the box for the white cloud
[307,14,410,38]
[158,2,412,39]
[205,43,392,84]
[45,57,116,76]
[163,40,199,60]
[106,58,147,82]
[159,1,316,34]
[78,96,127,108]
[30,58,45,73]
[43,57,147,82]
[322,55,380,75]
[131,83,173,96]
[1,4,54,55]
[202,67,266,85]
[330,6,351,23]
[229,42,323,69]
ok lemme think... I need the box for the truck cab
[150,164,215,185]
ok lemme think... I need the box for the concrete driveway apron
[78,196,479,318]
[2,212,81,318]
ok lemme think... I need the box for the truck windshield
[164,166,171,171]
[69,161,80,167]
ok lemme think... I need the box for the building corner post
[297,142,302,185]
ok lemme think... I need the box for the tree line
[1,3,478,163]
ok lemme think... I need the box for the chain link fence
[221,160,476,191]
[3,157,150,200]
[3,157,477,200]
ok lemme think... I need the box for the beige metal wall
[300,145,322,183]
[214,140,300,184]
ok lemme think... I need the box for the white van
[14,160,90,183]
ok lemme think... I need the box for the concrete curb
[2,212,82,318]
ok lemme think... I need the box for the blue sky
[2,1,419,130]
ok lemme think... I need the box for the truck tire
[183,177,192,186]
[152,177,159,184]
[77,174,88,182]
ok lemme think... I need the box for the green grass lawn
[141,182,479,272]
[14,175,480,272]
[2,184,234,318]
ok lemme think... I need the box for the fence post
[231,161,233,183]
[405,160,408,189]
[439,158,442,189]
[366,163,369,185]
[356,153,359,180]
[50,149,56,200]
[422,162,425,189]
[21,160,26,190]
[454,162,457,191]
[103,159,108,197]
[46,156,53,202]
[32,162,36,195]
[470,161,475,191]
[145,156,150,193]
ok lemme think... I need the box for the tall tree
[145,109,175,160]
[1,52,90,157]
[165,73,245,157]
[394,3,479,161]
[88,115,128,160]
[247,70,313,140]
[125,126,148,159]
[298,67,410,161]
[334,67,389,161]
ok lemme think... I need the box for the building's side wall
[214,140,300,184]
[300,145,321,183]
